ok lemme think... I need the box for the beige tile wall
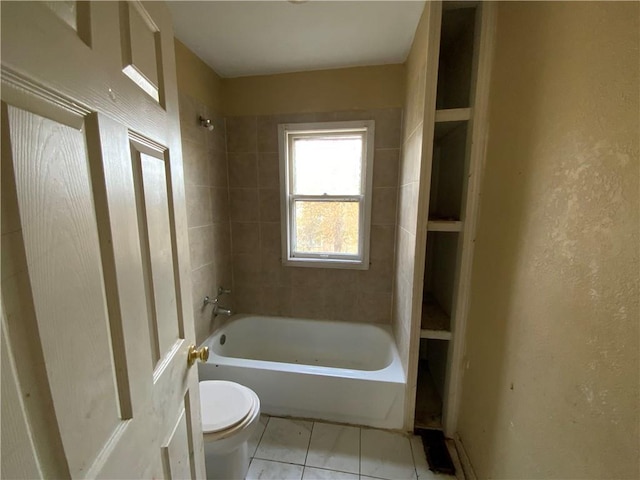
[226,109,402,324]
[179,92,232,344]
[392,3,433,382]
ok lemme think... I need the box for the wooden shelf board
[435,107,471,123]
[427,220,462,232]
[414,419,443,430]
[421,295,451,337]
[421,329,452,341]
[443,1,478,11]
[414,361,443,430]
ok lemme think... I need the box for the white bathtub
[198,315,406,429]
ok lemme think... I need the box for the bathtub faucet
[203,295,232,317]
[213,299,232,317]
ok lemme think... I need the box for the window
[278,120,375,269]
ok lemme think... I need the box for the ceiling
[167,1,426,78]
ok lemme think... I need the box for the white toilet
[199,380,261,480]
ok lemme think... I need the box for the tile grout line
[359,426,362,477]
[253,415,270,458]
[408,434,418,480]
[302,465,362,478]
[248,416,271,472]
[303,421,315,468]
[251,458,307,468]
[251,419,310,466]
[254,118,264,314]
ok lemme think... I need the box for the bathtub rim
[200,314,406,384]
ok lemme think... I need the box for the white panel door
[0,2,205,478]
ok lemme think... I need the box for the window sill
[282,257,370,270]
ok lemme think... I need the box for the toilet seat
[200,381,258,437]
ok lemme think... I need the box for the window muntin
[279,121,375,269]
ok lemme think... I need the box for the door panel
[43,1,77,31]
[162,407,192,479]
[136,151,180,362]
[5,105,124,477]
[1,308,42,479]
[1,1,205,478]
[120,1,163,103]
[85,113,151,424]
[1,103,70,477]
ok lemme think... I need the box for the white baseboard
[453,434,477,480]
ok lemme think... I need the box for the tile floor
[245,415,456,480]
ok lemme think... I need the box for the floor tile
[302,466,359,479]
[246,459,304,480]
[306,423,360,474]
[360,429,416,480]
[255,417,313,465]
[248,415,270,457]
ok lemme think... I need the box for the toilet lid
[199,381,255,433]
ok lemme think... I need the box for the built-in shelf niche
[415,339,450,429]
[412,0,492,435]
[429,120,469,223]
[422,231,458,341]
[436,6,476,110]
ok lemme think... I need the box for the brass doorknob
[187,345,209,367]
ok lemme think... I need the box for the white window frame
[278,120,375,269]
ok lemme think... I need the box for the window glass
[293,201,360,255]
[292,136,363,195]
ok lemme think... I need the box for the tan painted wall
[175,37,403,117]
[174,38,223,113]
[222,64,404,116]
[175,39,403,116]
[457,2,639,478]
